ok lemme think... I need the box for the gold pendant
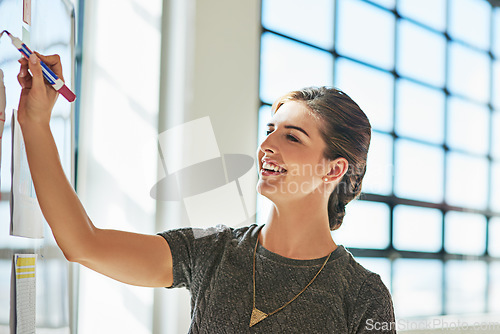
[249,308,268,327]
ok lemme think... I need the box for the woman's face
[257,100,332,202]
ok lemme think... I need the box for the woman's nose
[259,132,277,155]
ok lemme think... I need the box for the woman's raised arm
[16,53,173,287]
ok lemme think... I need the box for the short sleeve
[350,273,396,334]
[157,224,234,290]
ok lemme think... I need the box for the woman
[17,53,395,333]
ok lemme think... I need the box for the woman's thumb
[28,53,44,88]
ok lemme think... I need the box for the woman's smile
[260,159,287,176]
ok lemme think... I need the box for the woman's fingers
[16,53,62,126]
[27,53,45,90]
[34,52,64,81]
[17,52,65,91]
[17,57,32,89]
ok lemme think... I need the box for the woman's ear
[324,157,348,182]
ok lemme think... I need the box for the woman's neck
[259,198,337,260]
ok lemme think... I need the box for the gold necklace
[249,236,333,327]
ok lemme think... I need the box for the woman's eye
[265,130,299,143]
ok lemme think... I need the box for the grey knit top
[159,224,396,333]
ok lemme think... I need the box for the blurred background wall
[76,0,259,333]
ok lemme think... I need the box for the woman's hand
[17,52,63,126]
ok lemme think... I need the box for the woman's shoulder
[333,248,395,324]
[333,247,391,297]
[158,223,260,246]
[192,223,260,240]
[333,247,372,276]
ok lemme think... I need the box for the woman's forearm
[13,54,174,287]
[20,120,96,260]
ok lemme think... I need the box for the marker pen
[1,30,76,102]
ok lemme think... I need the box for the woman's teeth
[262,162,286,173]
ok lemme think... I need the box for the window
[0,0,76,328]
[259,0,500,319]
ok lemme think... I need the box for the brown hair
[271,87,371,231]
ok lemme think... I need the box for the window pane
[0,259,10,323]
[261,0,334,50]
[397,20,446,87]
[0,62,23,116]
[446,152,489,210]
[256,195,273,227]
[445,260,487,314]
[335,58,394,132]
[490,262,500,313]
[398,0,446,31]
[449,0,491,50]
[333,200,390,249]
[0,125,12,193]
[395,140,444,203]
[494,8,500,58]
[257,105,272,147]
[0,201,9,233]
[395,79,445,144]
[447,97,489,155]
[0,40,21,67]
[363,132,393,195]
[491,162,500,213]
[0,202,43,249]
[36,259,69,326]
[336,0,394,70]
[448,42,490,104]
[256,106,274,225]
[489,217,500,257]
[394,259,442,318]
[493,61,500,109]
[445,211,486,256]
[260,33,333,104]
[393,205,442,252]
[366,0,395,9]
[493,110,500,160]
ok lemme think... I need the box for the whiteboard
[0,0,76,332]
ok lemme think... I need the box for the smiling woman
[171,87,396,332]
[15,48,394,334]
[158,87,395,333]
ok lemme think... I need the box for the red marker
[1,30,76,102]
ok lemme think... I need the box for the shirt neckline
[251,224,347,267]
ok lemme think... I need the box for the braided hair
[271,87,371,230]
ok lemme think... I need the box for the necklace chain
[250,235,332,327]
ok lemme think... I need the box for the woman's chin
[257,182,276,200]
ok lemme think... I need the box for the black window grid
[259,0,500,317]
